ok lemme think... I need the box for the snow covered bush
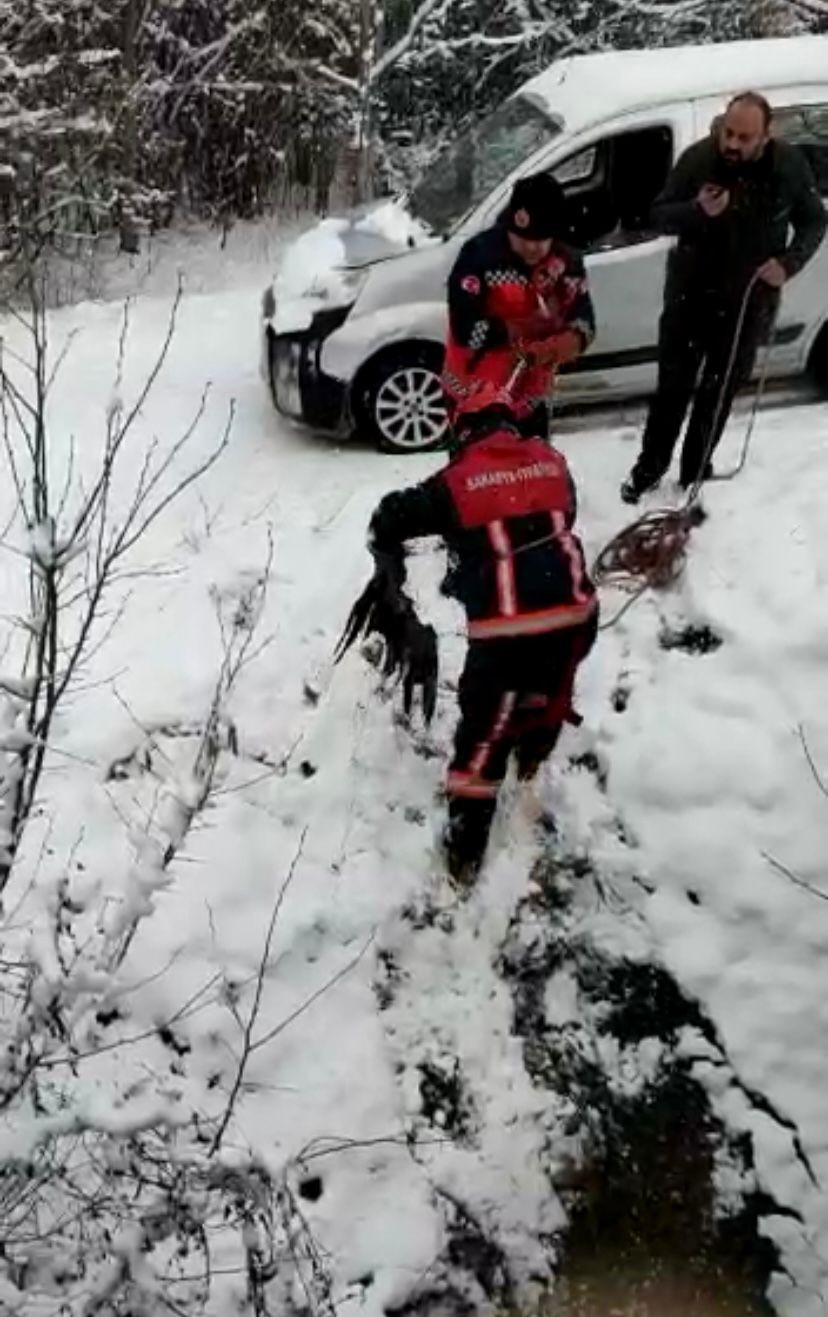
[0,269,326,1314]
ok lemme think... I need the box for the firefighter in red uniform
[340,386,598,888]
[442,174,596,437]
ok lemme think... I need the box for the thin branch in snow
[67,286,184,552]
[210,827,308,1154]
[799,724,828,802]
[764,851,828,906]
[113,400,233,564]
[45,329,79,399]
[57,431,78,525]
[279,1178,337,1317]
[249,933,375,1057]
[295,1132,452,1166]
[110,686,177,776]
[0,362,32,515]
[37,971,225,1072]
[109,948,185,1002]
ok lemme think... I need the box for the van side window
[773,105,828,194]
[549,126,674,251]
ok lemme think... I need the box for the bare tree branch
[210,827,309,1154]
[799,724,828,802]
[764,851,828,906]
[250,933,375,1056]
[371,0,457,84]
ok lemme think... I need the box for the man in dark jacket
[365,388,598,887]
[443,174,596,439]
[621,92,826,503]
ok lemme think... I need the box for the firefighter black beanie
[505,174,569,241]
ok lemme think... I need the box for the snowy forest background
[2,0,828,255]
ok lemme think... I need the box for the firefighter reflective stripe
[447,691,518,799]
[445,772,500,800]
[467,690,517,778]
[487,520,517,617]
[467,598,597,640]
[552,509,591,604]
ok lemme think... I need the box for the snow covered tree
[136,0,364,219]
[374,0,827,182]
[751,0,827,34]
[0,0,365,241]
[1,0,825,235]
[0,1,123,247]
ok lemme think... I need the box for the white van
[261,35,828,453]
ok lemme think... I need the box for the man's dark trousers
[632,282,775,490]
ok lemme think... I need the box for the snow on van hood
[354,198,434,252]
[272,199,436,333]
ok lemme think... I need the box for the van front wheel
[357,345,448,454]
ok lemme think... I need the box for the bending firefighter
[442,174,596,437]
[337,388,598,887]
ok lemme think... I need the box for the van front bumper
[266,305,354,434]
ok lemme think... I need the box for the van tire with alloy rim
[356,344,448,454]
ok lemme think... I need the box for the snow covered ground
[2,230,828,1314]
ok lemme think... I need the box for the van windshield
[407,95,562,236]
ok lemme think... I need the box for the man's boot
[621,471,660,505]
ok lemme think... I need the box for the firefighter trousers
[445,615,597,868]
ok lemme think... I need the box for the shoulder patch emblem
[461,274,481,295]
